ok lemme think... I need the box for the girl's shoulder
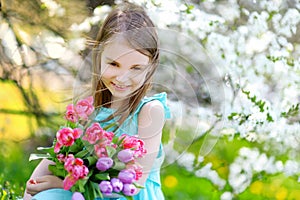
[135,92,171,119]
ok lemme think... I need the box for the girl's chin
[110,90,131,98]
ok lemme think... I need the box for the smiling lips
[112,82,130,91]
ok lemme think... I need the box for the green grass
[161,164,221,200]
[0,140,40,199]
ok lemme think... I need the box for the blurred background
[1,0,300,199]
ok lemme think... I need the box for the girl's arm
[23,159,63,200]
[136,100,165,186]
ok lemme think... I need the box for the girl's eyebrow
[105,56,148,67]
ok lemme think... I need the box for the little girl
[24,2,170,200]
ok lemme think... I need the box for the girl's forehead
[102,38,149,65]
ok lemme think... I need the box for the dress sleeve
[134,92,171,119]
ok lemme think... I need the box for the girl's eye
[108,62,118,67]
[132,66,142,70]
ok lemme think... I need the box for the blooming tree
[120,0,299,198]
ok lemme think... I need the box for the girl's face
[100,37,150,101]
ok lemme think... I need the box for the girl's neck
[110,97,130,110]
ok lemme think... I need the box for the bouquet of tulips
[31,96,146,200]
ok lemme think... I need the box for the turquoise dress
[30,93,171,200]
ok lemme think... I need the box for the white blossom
[195,163,226,189]
[176,152,195,172]
[221,192,233,200]
[40,0,65,17]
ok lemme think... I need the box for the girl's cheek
[135,73,147,82]
[100,69,111,78]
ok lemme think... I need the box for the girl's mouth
[112,82,130,91]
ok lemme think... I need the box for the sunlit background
[1,0,300,199]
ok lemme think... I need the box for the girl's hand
[26,175,63,196]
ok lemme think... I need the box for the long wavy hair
[91,2,159,127]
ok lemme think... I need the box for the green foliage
[0,141,39,199]
[184,3,194,14]
[242,90,266,112]
[281,103,299,118]
[227,112,251,125]
[242,89,274,122]
[266,55,295,67]
[161,164,221,200]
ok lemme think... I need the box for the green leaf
[103,122,117,130]
[29,153,51,161]
[125,196,134,200]
[37,146,54,153]
[77,179,87,193]
[115,135,126,146]
[37,145,56,157]
[185,65,194,74]
[112,161,126,171]
[48,164,66,178]
[281,103,299,118]
[91,181,103,199]
[83,181,101,200]
[82,140,95,154]
[106,146,117,157]
[83,187,91,200]
[66,121,77,129]
[69,142,82,153]
[85,156,97,167]
[133,182,144,189]
[266,113,274,122]
[95,173,110,181]
[228,112,238,120]
[75,149,90,158]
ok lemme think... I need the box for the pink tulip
[75,96,94,120]
[94,145,108,158]
[83,123,104,144]
[63,175,77,190]
[57,154,65,162]
[64,104,78,123]
[71,164,89,180]
[120,134,147,158]
[54,127,83,153]
[63,155,89,190]
[57,127,75,146]
[73,128,83,139]
[54,127,75,153]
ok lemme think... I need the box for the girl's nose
[116,71,130,82]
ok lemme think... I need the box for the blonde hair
[92,2,159,127]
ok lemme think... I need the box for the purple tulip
[118,169,136,184]
[110,178,123,193]
[117,149,134,163]
[96,157,113,171]
[122,183,137,196]
[72,192,85,200]
[99,181,113,195]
